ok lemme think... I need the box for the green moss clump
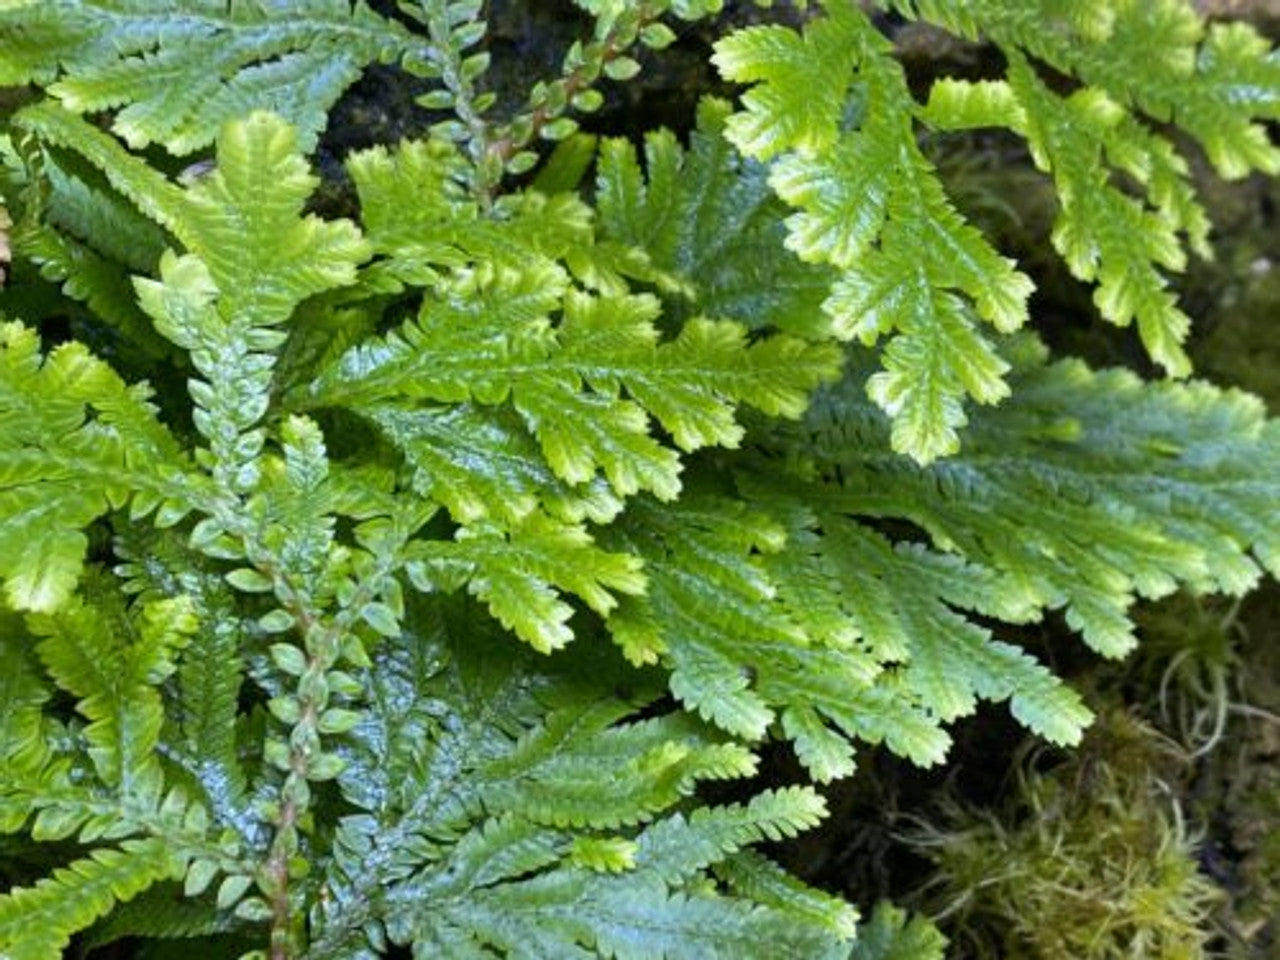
[907,711,1221,960]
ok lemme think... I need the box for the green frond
[28,592,195,800]
[83,886,236,951]
[13,102,190,233]
[406,516,645,653]
[0,627,59,835]
[133,110,369,494]
[714,3,1033,462]
[306,270,839,507]
[712,0,1277,457]
[0,0,416,154]
[362,402,624,527]
[112,528,249,824]
[596,98,832,338]
[602,495,951,776]
[768,337,1280,659]
[894,0,1278,372]
[848,901,947,960]
[746,488,1093,757]
[310,597,849,959]
[0,837,182,960]
[24,142,169,274]
[0,321,191,611]
[631,788,829,885]
[888,0,1280,178]
[711,10,862,160]
[1,131,169,348]
[924,59,1206,376]
[715,850,860,942]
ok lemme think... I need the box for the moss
[906,711,1221,960]
[1178,585,1280,957]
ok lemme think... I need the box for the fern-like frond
[29,592,195,799]
[713,3,1033,462]
[0,837,182,960]
[848,901,947,960]
[715,850,860,943]
[132,111,369,494]
[0,1,416,154]
[1,127,168,338]
[0,625,59,835]
[13,101,193,232]
[714,0,1278,457]
[601,494,951,776]
[898,0,1278,373]
[888,0,1280,178]
[768,337,1280,659]
[744,486,1092,772]
[310,597,849,959]
[306,275,839,504]
[0,321,191,611]
[923,62,1205,376]
[0,596,227,958]
[345,138,664,296]
[596,98,833,338]
[113,528,250,830]
[406,516,645,654]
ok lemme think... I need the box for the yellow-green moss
[908,712,1221,959]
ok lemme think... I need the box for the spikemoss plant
[0,1,1277,957]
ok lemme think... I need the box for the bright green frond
[711,8,862,159]
[772,338,1280,658]
[892,0,1278,373]
[307,274,838,505]
[406,517,645,653]
[714,4,1033,462]
[0,321,190,611]
[924,57,1208,376]
[134,111,369,494]
[0,0,416,154]
[890,0,1280,179]
[0,838,182,960]
[362,402,624,527]
[173,113,369,327]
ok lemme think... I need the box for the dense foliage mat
[0,1,1277,957]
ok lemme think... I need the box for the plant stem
[479,2,667,201]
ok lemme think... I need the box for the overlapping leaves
[0,0,416,154]
[309,598,855,959]
[713,0,1279,460]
